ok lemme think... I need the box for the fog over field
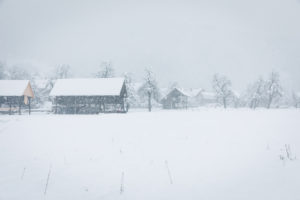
[0,0,300,90]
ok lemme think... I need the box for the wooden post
[19,96,22,115]
[28,97,31,115]
[148,91,152,112]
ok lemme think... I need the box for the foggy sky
[0,0,300,91]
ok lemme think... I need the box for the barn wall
[53,95,127,114]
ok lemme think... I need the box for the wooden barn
[50,78,128,114]
[161,88,189,109]
[0,80,34,115]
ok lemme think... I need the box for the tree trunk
[223,97,227,109]
[148,91,152,112]
[267,96,272,109]
[250,99,254,109]
[254,99,259,110]
[251,99,258,110]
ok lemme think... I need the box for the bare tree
[54,64,71,79]
[96,61,114,78]
[212,74,233,109]
[123,72,138,108]
[31,77,54,108]
[138,68,160,112]
[265,71,282,109]
[292,92,300,108]
[247,77,265,109]
[6,65,32,80]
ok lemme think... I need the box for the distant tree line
[0,60,299,111]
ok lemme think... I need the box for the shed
[0,80,34,114]
[50,78,127,114]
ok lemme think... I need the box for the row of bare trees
[212,72,284,109]
[133,70,293,111]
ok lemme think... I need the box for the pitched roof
[174,88,191,97]
[165,87,203,98]
[50,78,125,96]
[0,80,33,97]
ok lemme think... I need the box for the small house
[161,88,189,109]
[0,80,34,114]
[50,78,127,114]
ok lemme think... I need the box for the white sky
[0,0,299,91]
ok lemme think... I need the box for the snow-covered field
[0,109,299,200]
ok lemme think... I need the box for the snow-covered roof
[0,80,34,97]
[168,88,203,98]
[161,87,204,100]
[174,88,191,97]
[50,78,125,96]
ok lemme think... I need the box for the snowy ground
[0,109,299,200]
